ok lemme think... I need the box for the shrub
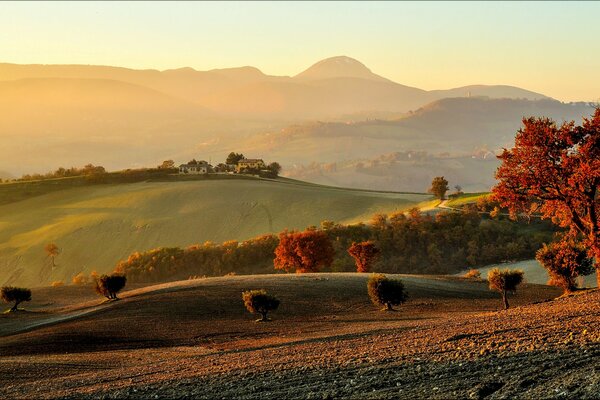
[1,286,32,312]
[348,241,380,273]
[464,269,481,279]
[536,240,594,294]
[487,268,524,309]
[95,274,127,300]
[367,274,407,311]
[51,280,65,287]
[242,290,280,322]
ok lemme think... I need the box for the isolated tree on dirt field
[45,243,60,267]
[367,274,407,311]
[536,240,594,294]
[242,289,280,322]
[95,274,127,300]
[492,108,600,285]
[348,241,380,273]
[487,268,524,310]
[226,152,245,165]
[429,176,450,200]
[1,287,32,312]
[274,230,335,273]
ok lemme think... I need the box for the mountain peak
[294,56,389,82]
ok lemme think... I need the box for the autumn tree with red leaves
[492,108,600,285]
[274,230,335,273]
[348,241,380,273]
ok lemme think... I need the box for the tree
[45,243,60,267]
[536,240,594,294]
[487,268,524,310]
[367,274,407,311]
[242,289,280,322]
[226,152,245,165]
[274,230,335,273]
[95,274,127,300]
[158,160,175,169]
[348,241,380,273]
[492,109,600,285]
[268,162,282,176]
[1,287,32,312]
[429,176,450,200]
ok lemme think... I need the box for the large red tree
[274,230,335,273]
[492,108,600,285]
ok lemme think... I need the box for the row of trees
[1,273,127,312]
[241,267,524,323]
[14,164,107,182]
[116,207,554,283]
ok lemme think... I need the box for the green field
[445,192,490,208]
[0,176,430,287]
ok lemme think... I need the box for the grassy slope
[0,177,430,286]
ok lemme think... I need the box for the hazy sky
[1,1,599,101]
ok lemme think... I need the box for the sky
[1,1,599,101]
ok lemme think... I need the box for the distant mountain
[294,56,390,82]
[242,98,595,191]
[0,57,567,177]
[0,56,550,120]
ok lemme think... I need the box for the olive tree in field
[536,240,594,294]
[367,274,407,311]
[242,289,280,322]
[1,286,32,312]
[95,274,127,300]
[45,243,60,267]
[487,268,524,310]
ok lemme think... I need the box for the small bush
[242,289,280,322]
[51,280,65,287]
[488,268,524,309]
[367,274,407,311]
[95,274,127,300]
[464,269,481,279]
[1,286,32,312]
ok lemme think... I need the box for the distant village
[175,152,281,178]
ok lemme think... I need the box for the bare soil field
[1,273,598,399]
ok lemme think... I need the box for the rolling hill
[0,177,430,287]
[273,98,596,191]
[0,56,558,178]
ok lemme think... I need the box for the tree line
[114,206,555,283]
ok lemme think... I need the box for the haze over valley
[0,57,594,191]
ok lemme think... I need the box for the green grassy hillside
[0,177,429,287]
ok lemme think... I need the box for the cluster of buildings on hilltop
[178,158,267,175]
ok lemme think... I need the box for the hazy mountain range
[0,56,595,190]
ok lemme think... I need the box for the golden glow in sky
[1,1,599,101]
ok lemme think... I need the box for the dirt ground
[1,273,598,399]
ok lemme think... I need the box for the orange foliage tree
[493,109,600,285]
[274,230,334,273]
[348,241,380,273]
